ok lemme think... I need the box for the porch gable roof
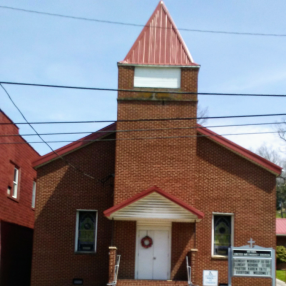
[104,186,204,222]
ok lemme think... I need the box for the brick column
[190,249,198,284]
[108,246,117,283]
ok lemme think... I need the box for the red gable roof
[33,122,282,176]
[276,219,286,236]
[0,109,40,156]
[33,123,116,168]
[120,1,199,67]
[197,125,282,176]
[103,186,204,219]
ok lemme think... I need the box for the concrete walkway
[277,278,286,286]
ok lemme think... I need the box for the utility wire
[0,130,282,145]
[1,113,286,126]
[0,121,284,137]
[2,81,286,97]
[0,5,286,38]
[0,84,102,181]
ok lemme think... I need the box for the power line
[0,84,103,182]
[0,130,282,145]
[0,5,286,38]
[2,81,286,97]
[1,113,286,126]
[0,121,284,137]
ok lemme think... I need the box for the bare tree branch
[197,105,209,125]
[277,117,286,142]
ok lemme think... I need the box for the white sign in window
[12,167,19,198]
[203,270,218,286]
[32,181,36,208]
[134,67,181,88]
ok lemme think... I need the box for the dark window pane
[214,215,231,256]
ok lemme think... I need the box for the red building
[31,2,281,286]
[0,110,40,286]
[276,218,286,247]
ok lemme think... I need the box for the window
[32,181,36,208]
[212,213,234,257]
[12,167,19,199]
[75,210,98,253]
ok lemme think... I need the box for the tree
[255,143,282,166]
[254,143,286,215]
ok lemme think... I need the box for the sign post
[228,239,275,286]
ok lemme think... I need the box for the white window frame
[12,167,19,199]
[211,212,234,258]
[75,209,98,253]
[31,181,36,208]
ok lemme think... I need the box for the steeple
[120,1,199,66]
[114,1,199,210]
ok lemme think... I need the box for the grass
[277,211,286,218]
[277,270,286,282]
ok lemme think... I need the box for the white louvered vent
[134,67,181,88]
[111,192,199,222]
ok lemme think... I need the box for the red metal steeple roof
[120,1,199,66]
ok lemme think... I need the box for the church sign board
[228,239,275,286]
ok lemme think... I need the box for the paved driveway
[277,279,286,286]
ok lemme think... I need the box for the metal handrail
[107,255,121,286]
[186,256,198,286]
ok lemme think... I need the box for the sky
[1,0,286,160]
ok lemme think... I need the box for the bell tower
[114,1,200,205]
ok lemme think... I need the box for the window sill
[74,251,97,255]
[211,255,228,260]
[7,196,19,203]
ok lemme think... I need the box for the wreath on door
[141,235,153,249]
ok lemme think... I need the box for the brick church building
[0,110,39,286]
[31,2,281,286]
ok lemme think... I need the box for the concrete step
[117,280,188,286]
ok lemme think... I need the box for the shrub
[277,246,286,263]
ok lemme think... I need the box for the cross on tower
[248,238,255,248]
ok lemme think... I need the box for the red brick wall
[113,65,201,282]
[194,136,276,286]
[114,221,136,279]
[114,66,199,206]
[31,136,115,286]
[277,236,286,247]
[0,111,39,228]
[171,223,195,280]
[113,65,276,286]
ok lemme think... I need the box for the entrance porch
[104,187,203,285]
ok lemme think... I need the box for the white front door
[136,225,171,280]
